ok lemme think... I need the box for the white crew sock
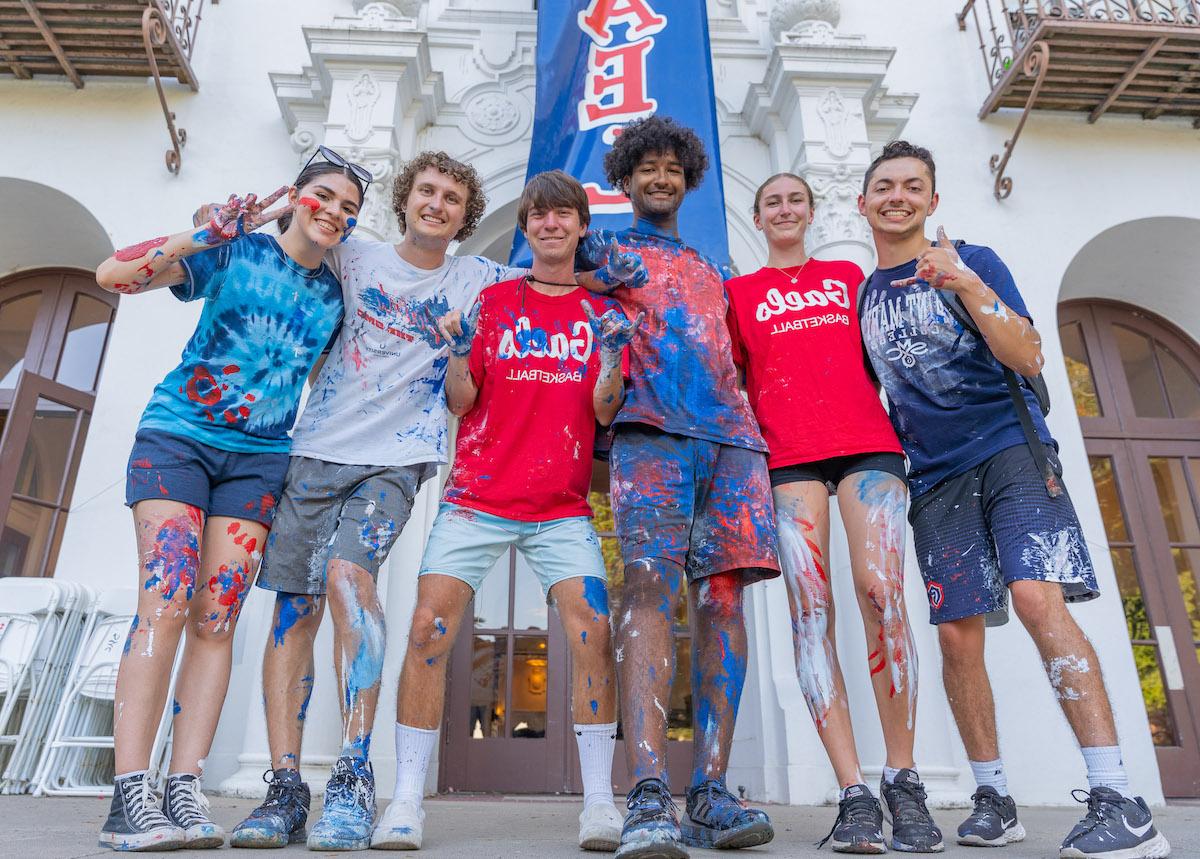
[1081,745,1132,798]
[575,721,618,810]
[393,723,438,803]
[969,759,1008,796]
[882,766,902,784]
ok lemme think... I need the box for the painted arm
[583,301,642,426]
[438,302,482,417]
[890,226,1044,377]
[97,188,290,295]
[575,233,648,294]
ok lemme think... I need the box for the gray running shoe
[817,784,885,854]
[1059,787,1170,859]
[957,786,1025,847]
[163,774,224,848]
[616,778,688,859]
[230,768,311,847]
[681,779,773,850]
[98,772,185,852]
[880,769,944,853]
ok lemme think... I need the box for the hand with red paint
[890,226,982,294]
[195,186,291,246]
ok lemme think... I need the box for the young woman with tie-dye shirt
[93,156,364,852]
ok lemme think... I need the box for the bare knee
[1010,581,1068,631]
[407,604,454,663]
[692,573,744,622]
[270,593,324,647]
[938,617,985,664]
[859,578,905,617]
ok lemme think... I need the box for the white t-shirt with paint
[289,238,520,467]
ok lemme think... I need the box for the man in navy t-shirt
[858,141,1169,859]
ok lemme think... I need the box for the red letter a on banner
[578,0,667,47]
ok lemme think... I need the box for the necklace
[770,259,811,285]
[525,274,578,288]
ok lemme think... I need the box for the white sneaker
[370,797,424,850]
[579,800,624,852]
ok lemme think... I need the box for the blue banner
[510,0,730,267]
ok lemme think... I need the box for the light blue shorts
[418,502,607,594]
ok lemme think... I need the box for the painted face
[403,166,469,243]
[754,176,813,248]
[625,148,686,220]
[290,173,362,248]
[858,156,937,239]
[524,204,587,267]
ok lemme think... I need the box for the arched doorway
[0,269,117,579]
[1059,300,1200,797]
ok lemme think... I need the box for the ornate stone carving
[289,127,317,162]
[344,147,401,242]
[806,165,871,251]
[817,88,851,159]
[466,92,520,136]
[351,0,421,28]
[346,71,382,142]
[770,0,840,43]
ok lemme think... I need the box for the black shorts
[769,451,907,494]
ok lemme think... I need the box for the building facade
[2,0,1199,806]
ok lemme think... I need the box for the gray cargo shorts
[256,456,438,595]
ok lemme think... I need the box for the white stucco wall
[1,0,1194,806]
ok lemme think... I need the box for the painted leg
[839,471,918,769]
[327,559,386,762]
[773,483,866,789]
[551,577,617,724]
[263,592,324,771]
[394,574,474,729]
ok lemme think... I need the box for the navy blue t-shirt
[859,243,1054,497]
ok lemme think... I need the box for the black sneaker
[957,786,1024,847]
[229,768,311,848]
[307,756,376,850]
[98,772,186,852]
[1059,787,1171,858]
[162,773,224,848]
[681,779,774,850]
[615,778,688,859]
[880,769,944,853]
[818,784,885,854]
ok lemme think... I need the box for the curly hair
[863,140,936,195]
[603,116,709,192]
[391,151,487,241]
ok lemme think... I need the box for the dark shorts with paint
[770,451,907,494]
[909,443,1099,627]
[256,456,437,594]
[125,429,288,527]
[610,425,780,584]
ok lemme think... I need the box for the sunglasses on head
[302,145,373,189]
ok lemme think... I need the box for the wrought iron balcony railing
[0,0,217,173]
[957,1,1200,198]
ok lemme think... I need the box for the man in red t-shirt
[371,171,641,853]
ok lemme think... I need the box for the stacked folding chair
[33,587,182,797]
[0,579,95,793]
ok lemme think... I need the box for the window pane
[513,554,548,631]
[468,635,506,738]
[1149,457,1200,543]
[1060,321,1101,418]
[667,634,693,741]
[1114,325,1169,418]
[473,552,510,629]
[1171,548,1200,648]
[1111,548,1151,641]
[55,295,112,391]
[0,499,56,578]
[0,293,41,389]
[15,398,83,503]
[1133,644,1178,747]
[1157,345,1200,420]
[1088,456,1128,542]
[511,635,548,738]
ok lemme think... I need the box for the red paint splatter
[244,493,277,520]
[227,522,240,536]
[298,196,321,212]
[185,366,222,406]
[245,393,256,402]
[132,458,153,468]
[115,236,169,262]
[223,364,239,375]
[223,410,239,423]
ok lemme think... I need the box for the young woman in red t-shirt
[725,174,939,852]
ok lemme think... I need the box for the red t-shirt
[444,278,626,521]
[725,261,902,470]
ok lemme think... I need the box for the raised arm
[437,302,482,417]
[96,188,289,295]
[583,301,642,426]
[891,227,1044,377]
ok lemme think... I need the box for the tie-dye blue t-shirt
[859,242,1054,497]
[137,233,343,454]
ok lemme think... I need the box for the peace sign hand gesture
[890,226,981,294]
[196,186,291,246]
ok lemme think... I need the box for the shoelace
[169,777,212,827]
[326,763,371,811]
[816,793,878,849]
[690,781,748,818]
[125,774,171,830]
[258,771,302,812]
[968,788,1006,820]
[626,780,678,821]
[1065,788,1122,840]
[888,779,931,824]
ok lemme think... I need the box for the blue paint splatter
[123,615,139,655]
[590,699,599,716]
[172,698,181,715]
[582,577,609,621]
[298,674,314,722]
[273,594,315,647]
[580,630,588,645]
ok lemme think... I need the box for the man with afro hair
[580,115,780,858]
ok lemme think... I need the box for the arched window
[0,270,116,579]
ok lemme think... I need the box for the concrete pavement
[2,794,1196,858]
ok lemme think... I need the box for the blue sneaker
[681,779,773,850]
[307,757,376,851]
[880,769,943,852]
[1059,787,1170,858]
[615,778,688,859]
[230,768,310,848]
